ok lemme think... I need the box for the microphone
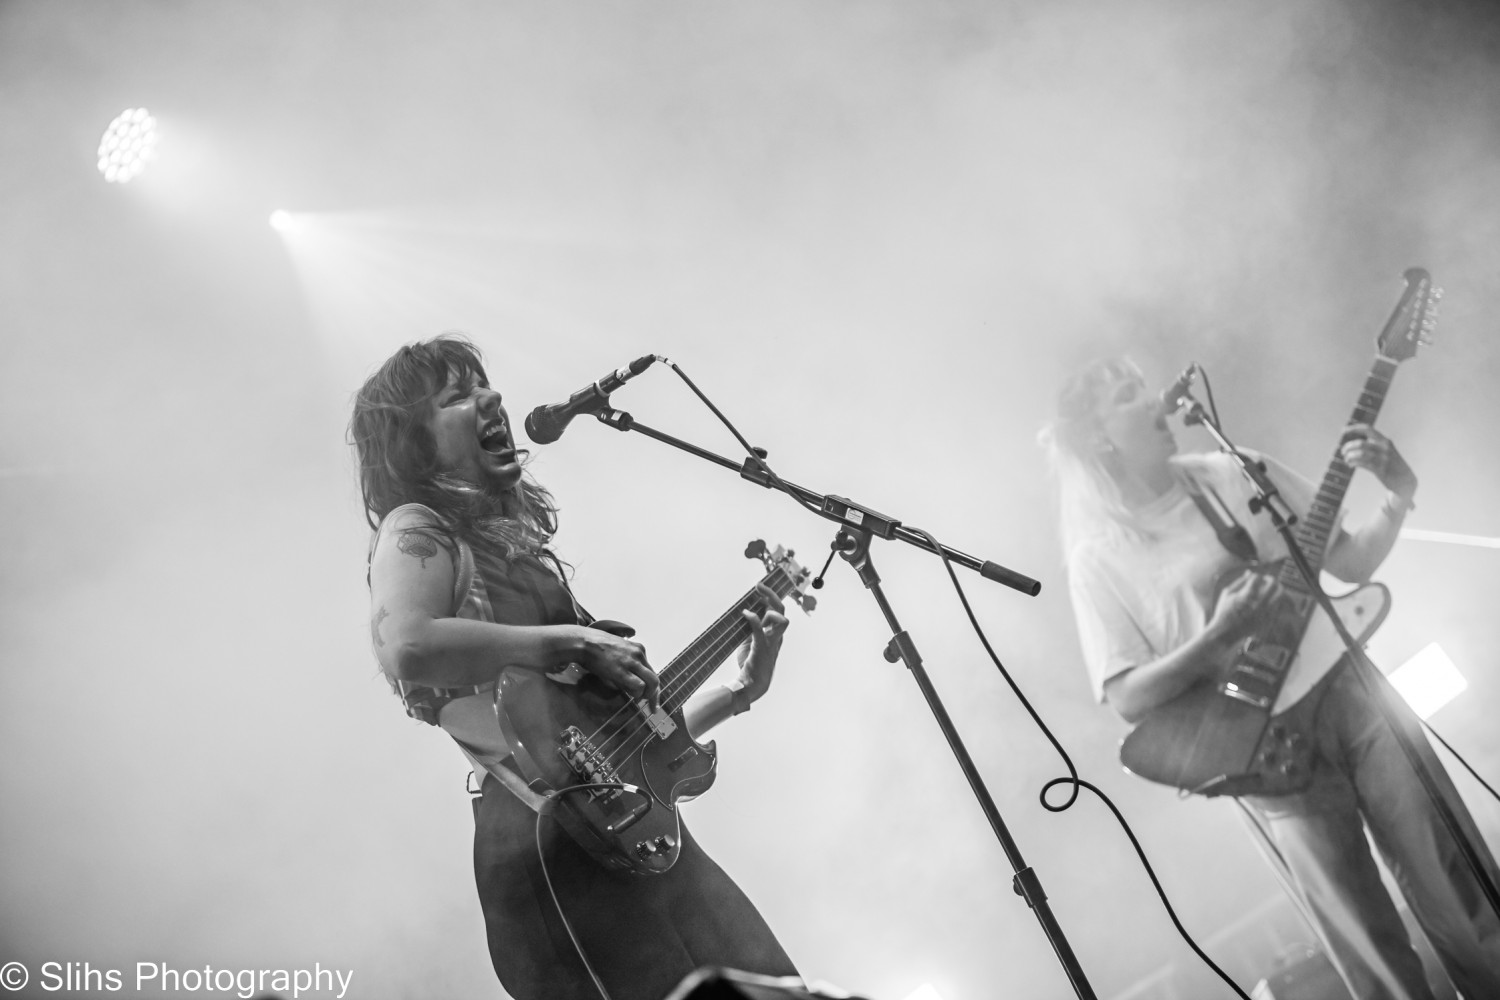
[524,355,660,445]
[1158,363,1200,415]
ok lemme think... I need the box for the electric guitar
[1118,268,1438,797]
[495,540,815,874]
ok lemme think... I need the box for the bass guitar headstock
[744,539,817,613]
[1378,266,1440,363]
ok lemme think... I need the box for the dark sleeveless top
[470,546,584,631]
[372,503,585,784]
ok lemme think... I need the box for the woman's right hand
[1206,568,1279,642]
[573,626,660,707]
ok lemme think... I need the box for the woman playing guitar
[1042,356,1500,1000]
[351,335,797,1000]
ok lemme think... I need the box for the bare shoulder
[371,505,457,586]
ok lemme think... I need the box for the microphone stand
[591,406,1099,1000]
[593,408,1040,595]
[1179,394,1500,924]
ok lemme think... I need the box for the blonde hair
[1038,357,1149,561]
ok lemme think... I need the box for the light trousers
[1244,663,1500,1000]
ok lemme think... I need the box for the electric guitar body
[1118,268,1437,796]
[1119,568,1390,796]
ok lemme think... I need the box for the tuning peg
[1432,287,1444,300]
[744,539,768,561]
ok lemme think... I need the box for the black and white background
[3,2,1500,997]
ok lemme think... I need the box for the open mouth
[480,423,513,457]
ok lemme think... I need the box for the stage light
[902,986,946,1000]
[1388,643,1467,720]
[97,108,158,184]
[269,210,292,231]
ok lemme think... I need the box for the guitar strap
[462,744,557,816]
[1188,483,1260,565]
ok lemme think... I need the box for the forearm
[1325,492,1413,584]
[683,680,753,739]
[383,616,589,687]
[1105,625,1235,724]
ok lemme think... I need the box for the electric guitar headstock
[1377,267,1440,363]
[744,539,817,613]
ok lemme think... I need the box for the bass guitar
[1119,267,1438,797]
[495,540,814,874]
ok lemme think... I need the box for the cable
[911,525,1252,999]
[1423,720,1500,805]
[659,360,1252,997]
[533,782,637,1000]
[661,360,831,523]
[1198,365,1223,428]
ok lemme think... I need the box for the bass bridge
[557,725,624,801]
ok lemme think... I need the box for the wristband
[1382,492,1417,518]
[727,683,752,717]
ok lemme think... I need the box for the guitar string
[589,571,796,764]
[577,570,784,751]
[585,595,761,757]
[1290,362,1395,584]
[1216,367,1387,604]
[566,577,771,750]
[586,570,798,767]
[590,615,760,767]
[597,597,773,765]
[572,567,794,759]
[640,572,792,712]
[626,568,799,722]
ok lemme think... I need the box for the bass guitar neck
[495,541,813,874]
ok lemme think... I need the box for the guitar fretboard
[1280,356,1399,592]
[658,566,797,713]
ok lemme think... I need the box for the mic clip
[821,496,901,541]
[739,447,772,489]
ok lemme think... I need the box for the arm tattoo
[371,605,390,649]
[397,530,439,569]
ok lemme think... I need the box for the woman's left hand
[734,583,790,704]
[1340,424,1418,501]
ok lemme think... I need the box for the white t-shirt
[1066,451,1322,702]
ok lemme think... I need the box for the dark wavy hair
[349,334,559,558]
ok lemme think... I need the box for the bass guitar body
[496,662,717,875]
[493,540,815,875]
[1119,566,1390,796]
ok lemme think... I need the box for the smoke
[4,1,1499,997]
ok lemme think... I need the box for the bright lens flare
[1389,643,1467,720]
[903,986,946,1000]
[97,107,158,184]
[268,210,293,231]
